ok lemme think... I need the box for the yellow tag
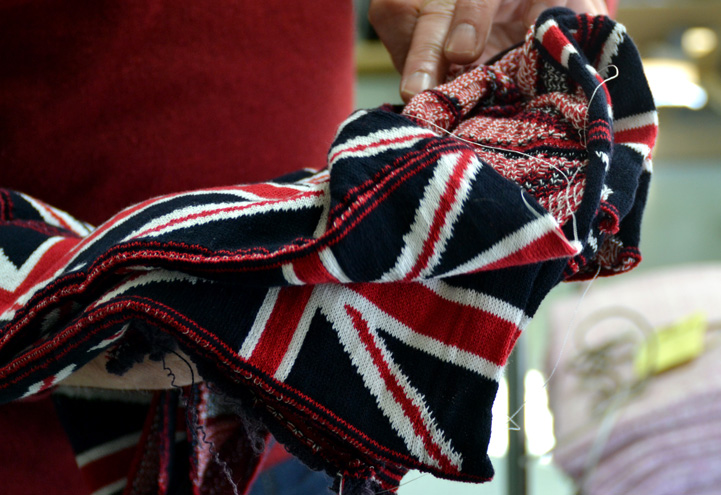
[634,312,707,378]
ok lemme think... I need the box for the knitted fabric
[0,9,655,494]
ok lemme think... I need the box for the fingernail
[401,71,433,99]
[445,23,478,56]
[527,3,550,25]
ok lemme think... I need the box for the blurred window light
[524,369,556,457]
[643,58,708,110]
[488,377,509,457]
[488,369,558,459]
[682,27,718,58]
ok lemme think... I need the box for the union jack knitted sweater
[0,9,656,494]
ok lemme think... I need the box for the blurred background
[353,1,721,494]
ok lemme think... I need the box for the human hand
[61,349,201,390]
[368,0,609,102]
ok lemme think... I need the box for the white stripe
[123,192,321,241]
[560,44,577,68]
[239,288,280,359]
[86,323,131,352]
[620,142,652,160]
[20,364,77,398]
[22,194,93,235]
[63,187,279,267]
[330,109,368,145]
[380,153,481,281]
[328,126,436,166]
[439,214,569,278]
[318,248,352,283]
[613,110,658,133]
[420,154,482,278]
[535,19,556,41]
[421,280,530,328]
[312,189,331,239]
[274,288,322,382]
[0,236,64,292]
[76,432,143,467]
[597,23,626,75]
[90,478,127,495]
[281,263,303,285]
[93,270,201,307]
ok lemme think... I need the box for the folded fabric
[548,264,721,495]
[0,9,656,494]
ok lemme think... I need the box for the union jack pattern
[0,9,655,494]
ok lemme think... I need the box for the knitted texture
[0,10,655,493]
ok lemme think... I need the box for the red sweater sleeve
[0,0,355,225]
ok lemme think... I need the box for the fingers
[368,0,421,74]
[443,0,503,65]
[398,0,457,102]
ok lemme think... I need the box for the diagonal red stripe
[345,305,458,473]
[353,283,520,366]
[293,252,339,285]
[247,286,314,375]
[407,151,474,280]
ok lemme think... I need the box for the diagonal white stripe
[317,287,463,469]
[420,279,530,329]
[274,288,322,382]
[281,263,303,285]
[420,153,482,278]
[93,270,201,308]
[438,214,569,278]
[597,23,626,75]
[123,191,322,241]
[0,237,65,292]
[316,286,504,380]
[90,478,127,495]
[76,432,142,467]
[380,152,480,281]
[22,194,93,236]
[239,288,280,359]
[318,248,352,283]
[328,126,437,166]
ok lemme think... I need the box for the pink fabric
[548,263,721,495]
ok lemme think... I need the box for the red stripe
[346,305,458,473]
[292,252,339,284]
[1,237,79,310]
[329,133,431,163]
[247,286,314,375]
[353,283,519,366]
[38,202,75,232]
[238,184,308,199]
[407,151,473,280]
[615,125,657,148]
[541,25,567,64]
[480,229,578,273]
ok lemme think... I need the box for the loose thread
[506,265,602,430]
[162,349,240,495]
[582,65,620,148]
[375,472,430,495]
[409,115,582,250]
